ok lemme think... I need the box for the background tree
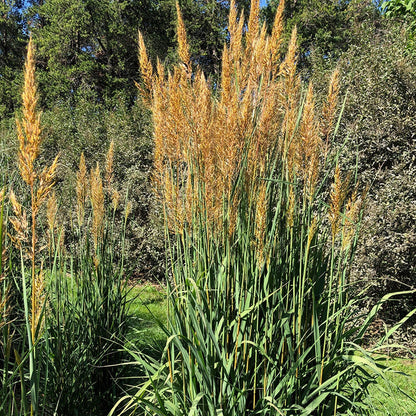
[0,0,26,118]
[262,0,381,74]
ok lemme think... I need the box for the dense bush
[334,19,416,325]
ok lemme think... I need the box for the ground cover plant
[111,1,416,415]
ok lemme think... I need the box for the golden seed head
[138,31,154,104]
[46,190,58,232]
[76,152,88,227]
[9,190,29,248]
[329,165,350,240]
[90,163,104,249]
[16,36,42,188]
[125,200,132,221]
[176,2,191,72]
[112,189,120,212]
[105,140,114,189]
[321,68,340,141]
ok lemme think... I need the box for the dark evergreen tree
[0,0,26,118]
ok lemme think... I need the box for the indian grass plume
[176,1,191,73]
[321,68,340,143]
[16,36,41,188]
[270,0,285,77]
[36,155,59,215]
[47,190,57,247]
[228,0,244,65]
[297,82,321,198]
[246,0,260,54]
[125,200,132,223]
[341,187,364,252]
[105,140,114,191]
[137,31,154,104]
[112,189,121,212]
[90,163,104,250]
[329,165,350,241]
[9,189,29,249]
[76,152,88,227]
[139,0,338,241]
[15,36,59,257]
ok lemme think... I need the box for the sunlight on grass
[126,284,168,354]
[367,357,416,415]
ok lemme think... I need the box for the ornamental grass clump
[7,36,59,415]
[1,38,131,415]
[113,0,394,415]
[44,144,131,415]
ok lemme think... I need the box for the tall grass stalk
[7,36,59,415]
[43,149,131,415]
[113,0,400,415]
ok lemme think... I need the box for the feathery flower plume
[16,37,41,188]
[76,152,88,227]
[298,82,321,198]
[105,140,114,190]
[270,0,285,77]
[246,0,260,52]
[112,189,121,212]
[329,165,350,241]
[90,163,104,250]
[321,68,340,142]
[137,31,154,104]
[176,1,191,72]
[341,187,364,252]
[8,190,29,249]
[46,191,57,234]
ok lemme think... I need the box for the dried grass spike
[90,163,104,249]
[176,2,191,72]
[46,191,57,233]
[329,165,349,240]
[270,0,285,75]
[138,31,154,103]
[36,154,59,211]
[321,68,340,141]
[76,152,88,227]
[247,0,260,50]
[17,36,42,187]
[105,140,114,189]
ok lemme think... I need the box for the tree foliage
[0,0,26,117]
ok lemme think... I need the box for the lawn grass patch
[126,283,168,355]
[367,357,416,415]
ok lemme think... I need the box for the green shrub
[335,19,416,326]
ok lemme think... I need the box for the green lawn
[126,283,168,356]
[367,357,416,415]
[126,284,416,415]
